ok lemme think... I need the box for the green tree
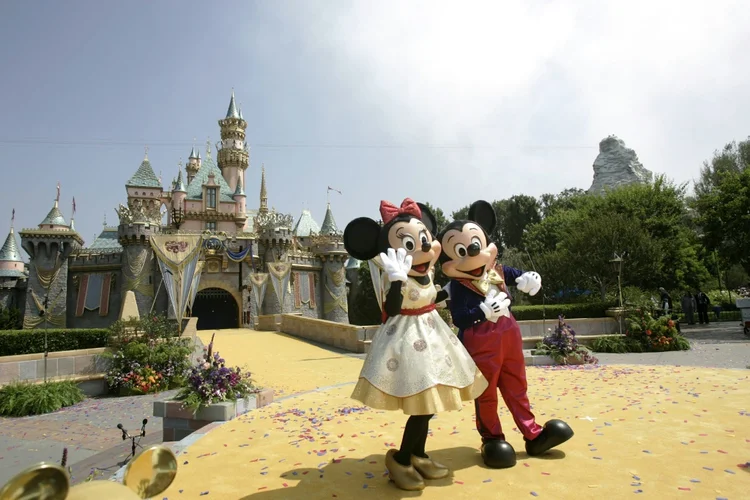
[421,202,449,232]
[694,137,750,197]
[499,195,541,249]
[349,262,382,326]
[539,188,587,218]
[694,166,750,275]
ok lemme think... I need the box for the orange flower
[646,330,652,336]
[668,320,674,328]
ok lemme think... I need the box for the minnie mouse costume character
[344,198,488,491]
[437,200,574,469]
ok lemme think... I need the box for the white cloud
[273,0,750,213]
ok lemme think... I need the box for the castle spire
[320,202,340,236]
[0,209,22,264]
[226,89,240,119]
[259,164,268,215]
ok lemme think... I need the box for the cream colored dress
[351,274,488,415]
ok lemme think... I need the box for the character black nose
[421,241,431,253]
[468,242,481,257]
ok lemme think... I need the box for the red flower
[646,330,652,336]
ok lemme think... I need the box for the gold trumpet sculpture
[0,444,178,500]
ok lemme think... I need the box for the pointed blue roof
[40,201,67,227]
[126,157,162,188]
[226,91,240,119]
[320,203,340,235]
[0,227,22,263]
[189,145,199,159]
[87,227,122,253]
[293,209,320,237]
[234,175,245,196]
[185,155,234,202]
[174,170,186,193]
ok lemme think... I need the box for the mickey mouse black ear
[468,200,496,234]
[416,203,438,235]
[343,217,382,261]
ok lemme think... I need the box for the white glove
[516,271,542,296]
[478,289,511,322]
[379,247,412,283]
[442,281,452,300]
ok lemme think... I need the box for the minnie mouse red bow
[379,198,422,224]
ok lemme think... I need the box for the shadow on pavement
[241,446,566,499]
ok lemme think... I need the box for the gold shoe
[385,449,425,491]
[411,454,450,479]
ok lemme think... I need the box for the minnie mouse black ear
[468,200,497,234]
[343,217,382,261]
[416,203,438,235]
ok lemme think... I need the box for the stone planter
[153,388,274,441]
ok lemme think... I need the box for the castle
[0,92,360,330]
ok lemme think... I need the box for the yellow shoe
[385,449,425,491]
[411,455,450,479]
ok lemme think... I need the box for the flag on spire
[327,186,342,195]
[72,197,76,216]
[11,208,14,225]
[56,182,61,202]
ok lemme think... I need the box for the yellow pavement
[162,329,750,499]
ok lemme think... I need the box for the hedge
[0,329,109,357]
[511,302,612,321]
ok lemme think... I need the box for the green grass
[0,380,85,417]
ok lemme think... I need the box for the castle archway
[191,287,240,330]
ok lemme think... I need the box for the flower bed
[531,316,599,365]
[102,316,192,395]
[154,333,273,441]
[590,310,690,353]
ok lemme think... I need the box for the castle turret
[233,174,247,229]
[259,164,268,216]
[172,168,187,210]
[186,145,201,184]
[217,90,249,195]
[310,203,348,323]
[19,190,83,329]
[0,215,25,280]
[118,150,162,317]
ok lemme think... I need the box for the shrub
[512,302,612,321]
[0,329,109,357]
[0,305,22,330]
[0,380,85,417]
[532,316,598,365]
[102,316,192,395]
[590,309,691,353]
[175,333,257,413]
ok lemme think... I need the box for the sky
[1,0,749,256]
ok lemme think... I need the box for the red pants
[461,317,543,442]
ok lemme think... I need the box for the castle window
[206,188,217,209]
[206,221,217,231]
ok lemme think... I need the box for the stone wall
[22,242,71,329]
[121,245,156,319]
[517,317,619,337]
[0,348,109,386]
[278,314,372,352]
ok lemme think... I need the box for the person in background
[658,287,673,316]
[695,290,711,324]
[681,292,696,325]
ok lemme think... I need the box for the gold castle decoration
[267,261,291,311]
[149,234,204,333]
[324,265,348,315]
[249,272,269,312]
[254,211,295,232]
[23,262,67,329]
[116,198,162,226]
[122,250,153,298]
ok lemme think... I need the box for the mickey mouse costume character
[437,200,574,469]
[344,198,488,491]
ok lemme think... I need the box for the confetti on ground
[136,330,750,499]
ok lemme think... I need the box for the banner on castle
[249,273,269,312]
[267,261,291,311]
[150,234,203,329]
[74,273,113,317]
[225,246,251,263]
[187,261,205,311]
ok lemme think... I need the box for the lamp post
[171,207,184,230]
[609,251,627,335]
